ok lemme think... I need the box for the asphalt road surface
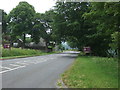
[1,51,79,88]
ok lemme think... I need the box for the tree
[83,2,120,56]
[31,13,44,44]
[31,10,55,52]
[109,31,120,58]
[52,2,120,56]
[8,1,35,48]
[52,2,91,49]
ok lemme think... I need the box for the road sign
[3,44,10,49]
[83,47,91,53]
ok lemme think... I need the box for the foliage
[2,48,42,57]
[110,32,119,50]
[4,1,56,51]
[83,2,120,56]
[52,2,90,45]
[26,37,32,43]
[109,31,120,58]
[62,56,118,88]
[1,47,61,58]
[2,1,119,56]
[38,10,55,43]
[30,10,56,52]
[53,2,120,56]
[31,13,44,44]
[8,1,35,47]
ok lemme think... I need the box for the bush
[2,48,42,57]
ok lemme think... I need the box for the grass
[57,80,62,87]
[62,55,118,88]
[1,48,59,59]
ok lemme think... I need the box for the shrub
[2,48,42,57]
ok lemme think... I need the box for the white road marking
[23,61,37,64]
[0,59,49,73]
[33,60,47,64]
[15,62,29,65]
[33,61,42,64]
[0,65,25,74]
[0,66,11,70]
[9,64,24,67]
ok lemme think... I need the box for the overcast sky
[0,0,56,14]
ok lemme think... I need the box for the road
[1,51,79,88]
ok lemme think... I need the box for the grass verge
[62,56,118,88]
[1,48,60,59]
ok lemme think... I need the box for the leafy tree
[109,32,120,57]
[52,2,91,49]
[83,2,120,56]
[31,13,44,44]
[32,10,55,52]
[8,1,35,48]
[53,2,120,56]
[67,37,78,49]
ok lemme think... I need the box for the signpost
[83,46,91,55]
[2,35,11,49]
[3,44,11,49]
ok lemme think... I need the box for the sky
[0,0,56,14]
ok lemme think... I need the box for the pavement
[0,51,79,88]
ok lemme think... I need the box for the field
[62,55,118,88]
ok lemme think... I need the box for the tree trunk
[45,41,48,52]
[22,33,26,48]
[118,32,120,60]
